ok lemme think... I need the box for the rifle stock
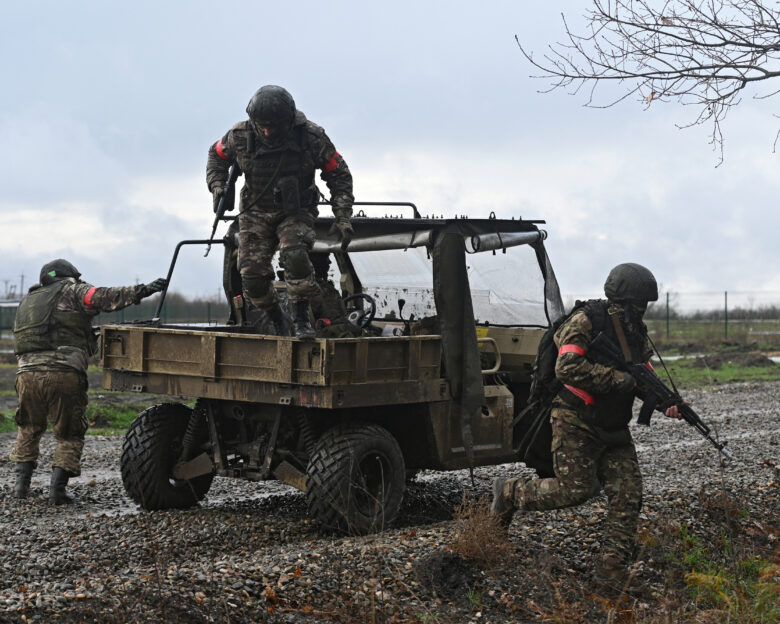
[205,164,241,257]
[589,332,733,461]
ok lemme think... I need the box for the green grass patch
[0,400,144,435]
[0,410,16,433]
[657,359,780,388]
[85,400,143,435]
[0,394,188,435]
[668,523,780,623]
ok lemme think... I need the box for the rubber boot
[490,477,519,529]
[266,303,291,337]
[13,462,34,499]
[292,301,315,338]
[49,467,74,505]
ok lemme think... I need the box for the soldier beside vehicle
[10,260,166,504]
[491,263,683,594]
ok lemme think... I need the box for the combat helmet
[246,85,296,145]
[40,259,81,286]
[604,263,658,303]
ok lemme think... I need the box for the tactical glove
[329,217,354,252]
[134,278,168,303]
[211,186,225,214]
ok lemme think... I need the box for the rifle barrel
[205,164,241,257]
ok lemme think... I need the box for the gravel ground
[0,381,778,623]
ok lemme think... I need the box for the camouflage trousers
[9,369,89,476]
[514,405,643,570]
[237,207,320,308]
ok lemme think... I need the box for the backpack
[513,299,606,477]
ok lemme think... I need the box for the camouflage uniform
[512,302,652,577]
[11,278,149,476]
[206,112,354,309]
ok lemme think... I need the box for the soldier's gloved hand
[615,371,636,393]
[329,217,354,252]
[134,278,168,303]
[211,186,225,214]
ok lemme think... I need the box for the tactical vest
[13,281,95,356]
[235,124,318,209]
[516,300,647,472]
[559,300,648,431]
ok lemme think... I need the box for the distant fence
[564,290,780,346]
[645,319,780,346]
[3,290,780,345]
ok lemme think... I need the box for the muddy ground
[0,367,777,622]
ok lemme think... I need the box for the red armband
[559,344,586,357]
[83,287,98,308]
[215,139,227,160]
[323,152,340,173]
[563,384,595,406]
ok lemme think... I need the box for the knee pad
[241,273,273,302]
[279,244,313,280]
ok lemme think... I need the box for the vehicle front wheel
[306,422,405,534]
[121,403,214,510]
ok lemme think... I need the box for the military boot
[292,301,315,338]
[266,303,292,337]
[49,467,74,505]
[490,477,520,529]
[13,462,34,499]
[593,553,630,598]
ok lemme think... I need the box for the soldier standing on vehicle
[11,260,166,505]
[491,263,682,593]
[206,85,354,337]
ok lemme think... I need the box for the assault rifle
[589,331,734,461]
[205,163,241,257]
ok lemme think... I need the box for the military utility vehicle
[102,207,564,533]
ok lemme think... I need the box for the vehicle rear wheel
[121,403,214,510]
[306,422,405,534]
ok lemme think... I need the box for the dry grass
[449,492,512,569]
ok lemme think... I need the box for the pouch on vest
[274,176,301,215]
[591,425,633,448]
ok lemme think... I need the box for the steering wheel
[343,293,377,328]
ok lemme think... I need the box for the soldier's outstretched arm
[74,279,167,314]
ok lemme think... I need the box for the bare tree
[517,0,780,163]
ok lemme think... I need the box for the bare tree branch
[517,0,780,163]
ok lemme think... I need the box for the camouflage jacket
[16,278,145,374]
[553,301,652,430]
[206,111,354,220]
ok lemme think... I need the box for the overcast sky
[1,1,778,310]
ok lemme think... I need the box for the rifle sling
[609,310,633,364]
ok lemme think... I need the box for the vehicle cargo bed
[101,325,447,409]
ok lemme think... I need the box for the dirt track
[0,379,777,623]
